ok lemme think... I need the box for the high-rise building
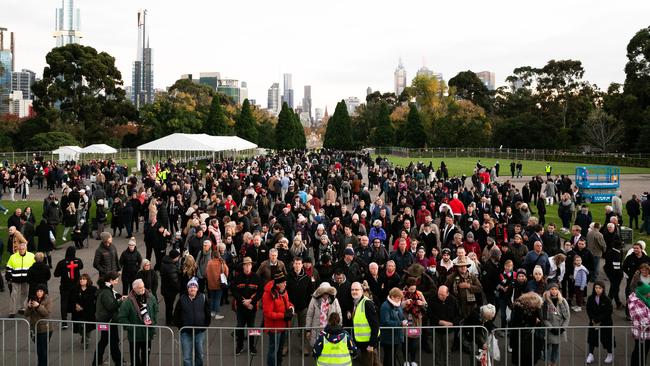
[315,108,323,125]
[131,10,154,109]
[476,71,496,90]
[240,81,248,104]
[0,49,12,115]
[53,0,82,47]
[217,79,240,104]
[11,69,35,100]
[366,87,372,96]
[302,85,312,119]
[282,73,294,109]
[345,97,360,116]
[198,72,220,90]
[394,58,407,96]
[416,66,432,78]
[267,82,280,115]
[8,90,32,118]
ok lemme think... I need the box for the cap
[344,248,355,256]
[441,248,452,255]
[241,257,253,265]
[169,249,181,259]
[187,277,199,288]
[273,272,286,285]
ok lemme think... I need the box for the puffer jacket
[262,281,294,332]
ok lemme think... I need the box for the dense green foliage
[323,100,354,150]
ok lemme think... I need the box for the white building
[476,71,496,90]
[267,82,280,115]
[344,96,360,116]
[394,58,407,96]
[8,90,32,117]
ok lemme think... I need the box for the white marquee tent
[136,133,258,169]
[52,146,83,161]
[81,144,118,154]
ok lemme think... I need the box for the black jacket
[159,256,180,297]
[231,271,263,311]
[586,294,613,326]
[286,269,313,312]
[53,246,84,290]
[119,248,142,280]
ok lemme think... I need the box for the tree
[370,101,395,146]
[401,104,426,147]
[323,100,354,150]
[235,99,258,143]
[205,94,230,135]
[622,26,650,151]
[448,71,493,112]
[276,102,296,150]
[31,44,137,144]
[582,109,623,152]
[29,132,79,151]
[291,109,306,148]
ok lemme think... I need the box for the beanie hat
[273,272,286,285]
[187,277,199,288]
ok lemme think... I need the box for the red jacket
[448,198,466,216]
[262,281,294,332]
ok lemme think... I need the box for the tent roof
[82,144,118,154]
[52,146,83,154]
[137,133,257,152]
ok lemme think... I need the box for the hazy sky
[3,0,649,112]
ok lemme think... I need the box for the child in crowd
[572,255,589,312]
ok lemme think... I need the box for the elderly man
[445,257,482,320]
[351,281,380,366]
[5,242,35,317]
[7,225,28,254]
[523,241,550,276]
[429,285,459,366]
[257,248,287,286]
[119,279,158,366]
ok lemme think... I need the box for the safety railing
[0,317,31,366]
[34,319,176,366]
[177,325,489,366]
[492,325,649,366]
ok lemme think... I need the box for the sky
[2,0,649,113]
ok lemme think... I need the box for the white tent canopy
[52,145,83,161]
[81,144,118,154]
[136,133,258,169]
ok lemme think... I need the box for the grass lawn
[0,199,101,264]
[378,155,650,177]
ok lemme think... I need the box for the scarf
[319,298,330,327]
[635,281,650,309]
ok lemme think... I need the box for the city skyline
[3,0,650,112]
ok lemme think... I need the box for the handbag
[220,272,228,287]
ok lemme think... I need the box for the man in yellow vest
[313,312,357,366]
[350,282,380,366]
[545,163,552,178]
[5,242,36,317]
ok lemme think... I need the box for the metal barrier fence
[34,319,175,366]
[372,147,650,160]
[1,320,647,365]
[492,325,649,366]
[177,325,489,366]
[0,318,31,366]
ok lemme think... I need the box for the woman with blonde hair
[542,282,570,366]
[290,235,309,260]
[179,255,198,294]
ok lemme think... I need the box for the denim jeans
[181,330,206,366]
[209,289,223,314]
[266,331,286,366]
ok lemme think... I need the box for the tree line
[324,26,650,153]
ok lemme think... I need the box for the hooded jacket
[312,325,358,360]
[54,246,84,290]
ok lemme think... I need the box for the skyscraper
[198,72,220,90]
[302,85,312,120]
[476,71,496,90]
[132,10,154,109]
[53,0,82,47]
[240,81,248,105]
[11,69,36,100]
[0,29,13,115]
[344,97,360,116]
[282,73,294,109]
[267,82,280,115]
[394,58,407,96]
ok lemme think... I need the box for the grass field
[0,200,100,264]
[378,156,650,177]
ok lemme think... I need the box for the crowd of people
[2,151,650,366]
